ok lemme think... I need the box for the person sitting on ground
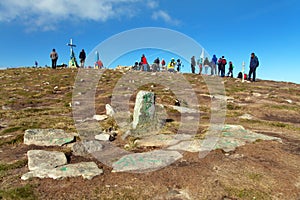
[227,61,234,78]
[167,58,176,72]
[133,61,139,70]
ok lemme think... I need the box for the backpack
[222,59,227,65]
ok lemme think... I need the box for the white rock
[92,115,108,121]
[252,92,262,97]
[105,104,115,117]
[95,133,111,141]
[286,99,293,104]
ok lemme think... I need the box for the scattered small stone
[2,105,11,110]
[252,92,262,97]
[239,114,254,120]
[74,101,81,106]
[286,99,293,104]
[0,134,13,139]
[95,133,112,141]
[54,86,59,90]
[105,104,115,117]
[92,115,108,121]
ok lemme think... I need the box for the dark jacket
[79,51,86,60]
[250,56,259,69]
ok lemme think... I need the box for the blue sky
[0,0,299,83]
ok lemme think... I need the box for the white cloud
[0,0,142,31]
[152,10,180,26]
[147,0,159,9]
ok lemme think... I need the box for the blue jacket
[250,56,259,69]
[212,55,217,64]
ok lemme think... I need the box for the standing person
[220,56,227,77]
[141,54,148,71]
[197,57,203,75]
[50,49,58,69]
[217,57,222,76]
[227,61,234,78]
[211,54,217,75]
[203,57,210,75]
[161,58,166,71]
[79,49,86,68]
[176,59,182,72]
[191,56,196,74]
[248,52,259,82]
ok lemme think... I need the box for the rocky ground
[0,67,300,200]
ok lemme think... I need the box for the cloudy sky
[0,0,299,83]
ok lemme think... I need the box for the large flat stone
[168,125,282,153]
[21,162,103,180]
[27,150,67,171]
[24,129,75,146]
[112,150,182,173]
[72,140,104,156]
[135,134,192,147]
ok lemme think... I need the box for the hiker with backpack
[248,53,259,82]
[220,56,227,77]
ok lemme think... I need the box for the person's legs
[51,59,55,69]
[199,64,202,75]
[248,68,253,80]
[191,65,195,73]
[253,67,257,81]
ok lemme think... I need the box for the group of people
[50,49,260,82]
[132,54,183,73]
[191,52,259,81]
[50,48,86,69]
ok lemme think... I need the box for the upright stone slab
[27,150,67,171]
[24,129,75,146]
[132,91,155,130]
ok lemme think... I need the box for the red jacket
[141,56,147,64]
